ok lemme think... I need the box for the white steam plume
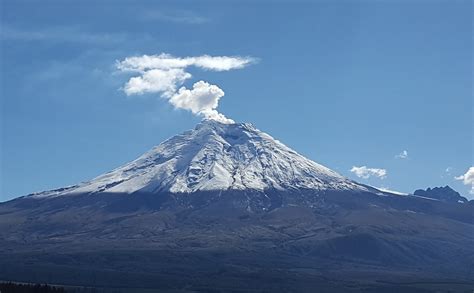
[170,81,233,123]
[116,53,257,123]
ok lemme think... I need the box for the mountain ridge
[414,185,468,203]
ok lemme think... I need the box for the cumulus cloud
[454,167,474,195]
[169,81,233,123]
[116,53,257,123]
[395,150,408,159]
[123,68,191,96]
[350,166,387,179]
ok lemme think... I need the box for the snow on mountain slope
[32,120,371,197]
[375,187,409,196]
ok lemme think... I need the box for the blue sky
[1,0,472,201]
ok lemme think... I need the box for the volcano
[1,120,473,292]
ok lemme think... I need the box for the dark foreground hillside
[1,189,473,292]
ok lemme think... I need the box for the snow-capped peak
[33,120,370,197]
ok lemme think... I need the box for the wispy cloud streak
[395,150,408,159]
[143,10,210,24]
[0,26,130,45]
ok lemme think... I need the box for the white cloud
[454,167,474,195]
[395,150,408,159]
[350,166,387,179]
[117,53,257,72]
[441,166,453,179]
[123,68,191,96]
[117,53,257,123]
[454,167,474,184]
[170,81,233,123]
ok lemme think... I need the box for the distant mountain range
[414,185,469,203]
[1,120,473,292]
